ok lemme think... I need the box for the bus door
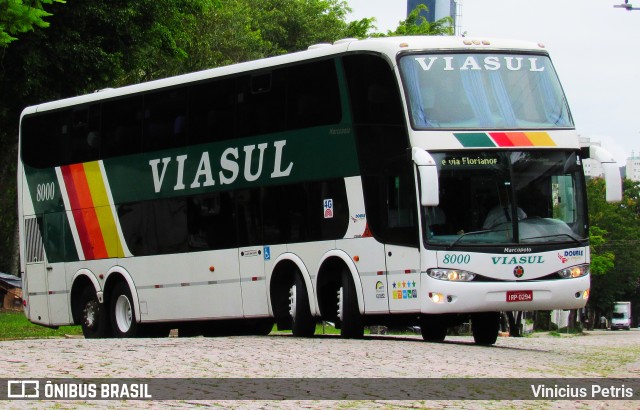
[386,244,420,312]
[43,212,71,324]
[238,245,270,317]
[385,172,420,312]
[236,188,269,317]
[23,216,50,325]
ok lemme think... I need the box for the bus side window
[143,88,188,152]
[69,105,101,164]
[236,188,263,247]
[236,72,286,138]
[102,96,143,159]
[286,60,341,129]
[22,111,66,168]
[189,77,237,145]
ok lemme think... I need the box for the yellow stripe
[83,161,124,258]
[525,132,556,146]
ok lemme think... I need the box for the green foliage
[0,0,374,273]
[0,0,65,47]
[589,226,615,276]
[382,4,454,37]
[586,177,640,313]
[0,310,82,339]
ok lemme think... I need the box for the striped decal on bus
[60,161,124,260]
[453,132,556,148]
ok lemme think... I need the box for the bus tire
[338,271,364,339]
[110,282,139,338]
[419,314,447,342]
[289,274,315,337]
[471,312,500,345]
[78,286,109,339]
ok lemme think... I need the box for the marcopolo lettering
[149,140,293,193]
[414,55,545,72]
[491,256,544,265]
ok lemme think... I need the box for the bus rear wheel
[337,271,364,339]
[471,312,500,345]
[110,282,139,338]
[78,287,108,339]
[289,274,315,337]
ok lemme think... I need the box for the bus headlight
[557,264,589,279]
[428,268,476,282]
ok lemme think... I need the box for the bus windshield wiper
[447,229,492,249]
[520,233,581,244]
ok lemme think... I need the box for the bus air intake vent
[25,217,44,263]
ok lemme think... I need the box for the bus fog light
[429,292,445,303]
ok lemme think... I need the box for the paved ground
[1,329,639,409]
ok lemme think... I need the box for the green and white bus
[18,36,621,344]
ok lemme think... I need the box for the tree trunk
[12,221,19,276]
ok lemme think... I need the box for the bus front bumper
[420,273,590,314]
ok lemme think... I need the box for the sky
[346,0,640,166]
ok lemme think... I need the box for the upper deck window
[399,53,573,130]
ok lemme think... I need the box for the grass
[0,309,83,340]
[271,323,356,336]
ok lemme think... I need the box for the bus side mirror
[589,145,623,203]
[412,147,439,206]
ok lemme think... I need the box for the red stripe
[505,132,533,146]
[61,166,93,259]
[488,132,515,147]
[69,164,94,209]
[72,164,109,259]
[61,165,111,259]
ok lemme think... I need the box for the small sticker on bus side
[323,199,333,218]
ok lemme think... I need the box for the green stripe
[453,133,496,148]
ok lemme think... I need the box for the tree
[381,4,454,37]
[586,177,640,324]
[0,0,65,47]
[0,0,374,274]
[175,0,376,75]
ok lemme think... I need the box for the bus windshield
[423,151,587,247]
[399,53,573,129]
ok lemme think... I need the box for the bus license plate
[506,290,533,302]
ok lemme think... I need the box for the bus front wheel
[420,314,447,342]
[471,312,500,345]
[110,282,139,338]
[78,287,108,339]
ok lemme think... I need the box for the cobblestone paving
[1,329,639,409]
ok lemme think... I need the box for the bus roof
[23,36,548,116]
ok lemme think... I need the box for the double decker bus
[18,36,621,344]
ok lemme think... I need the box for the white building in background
[579,136,604,178]
[626,152,640,182]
